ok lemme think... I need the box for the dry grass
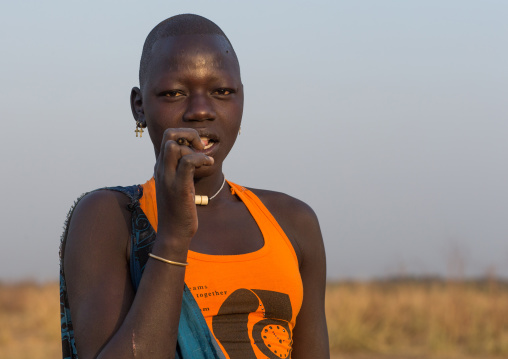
[0,281,60,359]
[0,279,507,359]
[326,278,508,358]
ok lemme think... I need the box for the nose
[182,93,216,122]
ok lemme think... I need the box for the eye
[162,90,184,97]
[213,88,235,96]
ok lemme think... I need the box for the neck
[193,170,225,197]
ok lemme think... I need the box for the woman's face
[134,34,244,177]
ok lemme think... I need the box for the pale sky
[1,0,507,281]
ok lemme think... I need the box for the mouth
[200,136,216,150]
[196,131,220,155]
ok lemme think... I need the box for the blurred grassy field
[0,282,61,359]
[327,278,508,359]
[0,279,507,359]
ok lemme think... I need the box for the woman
[60,14,329,359]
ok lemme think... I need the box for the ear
[130,87,146,126]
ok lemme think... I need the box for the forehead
[148,34,239,75]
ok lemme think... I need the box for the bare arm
[64,190,189,359]
[64,129,213,359]
[255,191,330,358]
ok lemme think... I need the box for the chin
[193,165,219,180]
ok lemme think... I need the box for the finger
[176,138,190,146]
[175,153,214,187]
[163,128,204,150]
[158,128,197,160]
[157,140,195,180]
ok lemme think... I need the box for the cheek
[222,103,243,129]
[144,106,171,155]
[145,102,183,133]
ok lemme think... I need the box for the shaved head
[139,14,238,88]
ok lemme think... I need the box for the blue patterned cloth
[59,185,226,359]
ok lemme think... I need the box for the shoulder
[70,189,132,230]
[249,188,318,225]
[248,188,323,267]
[62,189,132,262]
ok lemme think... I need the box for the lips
[195,131,220,155]
[200,136,214,150]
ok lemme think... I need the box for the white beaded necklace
[194,175,226,205]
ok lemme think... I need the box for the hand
[153,128,214,243]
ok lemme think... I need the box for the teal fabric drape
[60,184,226,359]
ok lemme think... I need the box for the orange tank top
[139,178,303,359]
